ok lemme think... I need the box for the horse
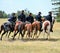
[24,21,32,39]
[0,22,15,40]
[12,21,33,40]
[42,18,51,40]
[12,21,25,40]
[32,19,41,39]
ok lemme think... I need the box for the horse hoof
[0,38,2,40]
[46,38,48,40]
[36,36,39,38]
[11,36,13,37]
[18,38,20,39]
[12,38,15,40]
[21,37,23,40]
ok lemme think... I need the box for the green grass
[57,19,60,22]
[0,19,60,53]
[56,17,60,22]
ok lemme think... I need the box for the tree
[3,11,8,18]
[0,11,8,18]
[0,11,3,18]
[51,0,60,17]
[24,9,36,17]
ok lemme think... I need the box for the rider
[26,13,34,24]
[45,11,53,32]
[18,10,26,22]
[35,12,42,31]
[8,13,17,29]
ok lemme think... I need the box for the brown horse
[32,19,41,39]
[12,21,25,40]
[12,21,33,40]
[24,21,32,39]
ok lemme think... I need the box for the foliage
[0,11,8,18]
[0,9,36,18]
[56,16,60,22]
[51,0,60,18]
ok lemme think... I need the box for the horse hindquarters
[25,23,32,39]
[42,21,50,39]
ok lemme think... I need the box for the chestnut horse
[32,19,41,39]
[24,21,32,39]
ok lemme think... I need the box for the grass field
[0,18,60,53]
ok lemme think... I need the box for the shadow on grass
[0,37,60,42]
[8,38,60,42]
[48,38,60,42]
[20,38,60,42]
[7,38,17,42]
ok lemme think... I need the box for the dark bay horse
[12,21,25,40]
[0,22,15,40]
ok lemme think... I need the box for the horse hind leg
[47,30,50,40]
[5,31,8,37]
[46,25,50,40]
[0,29,2,34]
[19,29,24,39]
[0,31,6,40]
[27,30,30,40]
[0,25,3,34]
[45,31,50,40]
[23,30,25,37]
[32,28,37,39]
[18,30,23,39]
[18,32,20,39]
[32,30,35,39]
[36,30,40,39]
[12,31,18,40]
[30,31,33,38]
[28,30,30,38]
[8,31,11,38]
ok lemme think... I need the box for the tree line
[0,11,8,18]
[0,10,35,18]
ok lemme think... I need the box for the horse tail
[47,21,50,34]
[36,24,37,31]
[0,25,4,34]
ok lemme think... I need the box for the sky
[0,0,53,16]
